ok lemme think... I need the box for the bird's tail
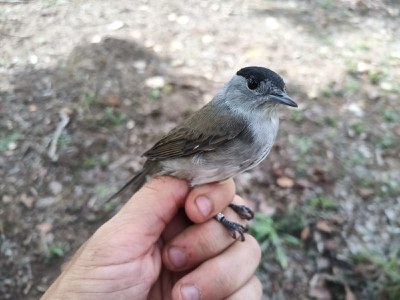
[106,169,148,203]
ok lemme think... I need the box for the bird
[108,66,297,241]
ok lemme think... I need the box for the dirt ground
[1,0,400,299]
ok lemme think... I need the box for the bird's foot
[228,204,254,220]
[215,212,248,241]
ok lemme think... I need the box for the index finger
[184,179,236,223]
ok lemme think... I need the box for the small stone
[49,181,62,195]
[29,54,38,64]
[36,197,59,208]
[20,193,34,209]
[201,35,214,44]
[126,120,135,129]
[28,104,37,112]
[107,20,124,31]
[145,76,165,89]
[265,17,280,30]
[176,15,189,25]
[316,257,330,270]
[8,142,17,150]
[2,195,12,204]
[133,60,147,72]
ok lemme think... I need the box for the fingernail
[181,284,200,300]
[168,246,187,268]
[195,196,212,217]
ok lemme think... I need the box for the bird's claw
[228,204,254,220]
[215,212,248,241]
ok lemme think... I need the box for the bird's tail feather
[106,169,148,203]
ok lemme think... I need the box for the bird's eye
[247,78,259,90]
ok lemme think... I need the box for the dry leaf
[316,220,337,234]
[106,94,122,107]
[37,223,53,234]
[309,286,332,300]
[297,178,312,189]
[301,226,311,241]
[324,240,337,251]
[276,176,294,188]
[345,285,357,300]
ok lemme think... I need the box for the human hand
[41,176,262,299]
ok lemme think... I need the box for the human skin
[41,176,262,300]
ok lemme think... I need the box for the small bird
[109,66,297,241]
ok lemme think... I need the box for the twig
[48,111,70,162]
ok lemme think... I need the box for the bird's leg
[228,204,254,220]
[215,212,248,242]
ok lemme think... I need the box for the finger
[161,208,191,242]
[163,195,250,271]
[224,276,262,300]
[171,235,261,300]
[185,178,236,223]
[94,176,189,256]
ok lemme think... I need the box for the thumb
[104,176,189,248]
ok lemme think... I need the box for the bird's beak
[270,92,298,107]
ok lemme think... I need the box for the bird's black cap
[237,66,285,90]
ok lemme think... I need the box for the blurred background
[1,0,399,299]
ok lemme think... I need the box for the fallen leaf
[324,240,337,251]
[345,285,357,300]
[37,222,53,234]
[276,176,294,188]
[316,220,337,234]
[357,187,375,198]
[105,94,122,107]
[301,226,311,241]
[309,286,332,300]
[297,178,312,189]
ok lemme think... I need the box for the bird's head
[221,66,297,112]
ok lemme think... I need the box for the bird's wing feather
[143,104,247,160]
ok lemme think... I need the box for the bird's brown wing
[143,105,248,160]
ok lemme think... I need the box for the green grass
[352,251,400,300]
[103,107,126,126]
[344,76,360,94]
[250,213,301,268]
[44,243,65,264]
[368,70,385,85]
[148,88,161,99]
[82,157,97,169]
[321,86,334,98]
[0,132,21,151]
[351,122,366,135]
[305,195,339,211]
[295,136,314,155]
[57,132,71,149]
[324,116,338,127]
[83,92,98,108]
[375,136,395,150]
[291,110,304,123]
[383,108,398,123]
